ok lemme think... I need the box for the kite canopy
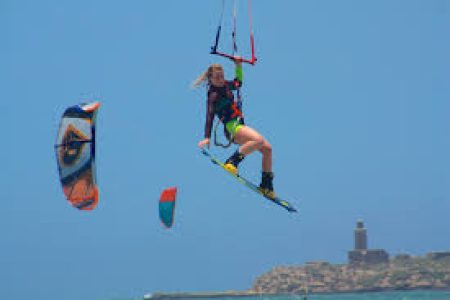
[159,187,178,228]
[55,102,100,210]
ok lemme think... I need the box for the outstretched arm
[230,59,243,90]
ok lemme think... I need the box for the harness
[210,82,244,148]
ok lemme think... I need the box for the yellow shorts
[225,119,244,139]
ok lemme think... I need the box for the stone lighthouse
[348,219,389,265]
[354,219,367,250]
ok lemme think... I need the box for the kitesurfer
[193,58,275,198]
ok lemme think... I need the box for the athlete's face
[210,69,225,87]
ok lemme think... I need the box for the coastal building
[427,252,450,260]
[348,219,389,265]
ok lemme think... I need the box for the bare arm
[204,92,217,138]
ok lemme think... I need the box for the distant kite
[159,187,178,228]
[55,102,100,210]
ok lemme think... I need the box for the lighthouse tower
[354,219,367,250]
[348,219,389,265]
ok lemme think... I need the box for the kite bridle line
[211,0,225,55]
[248,0,256,64]
[210,0,257,66]
[232,1,238,55]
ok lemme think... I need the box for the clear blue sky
[2,1,450,299]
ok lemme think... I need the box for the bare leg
[233,125,272,172]
[260,139,272,172]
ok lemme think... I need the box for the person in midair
[193,58,276,198]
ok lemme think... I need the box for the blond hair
[191,64,224,88]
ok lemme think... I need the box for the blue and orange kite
[55,102,100,210]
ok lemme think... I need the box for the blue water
[129,290,450,300]
[213,291,450,300]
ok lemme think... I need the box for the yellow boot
[258,187,276,199]
[224,150,245,176]
[258,171,276,199]
[224,163,238,175]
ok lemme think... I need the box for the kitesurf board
[201,148,298,213]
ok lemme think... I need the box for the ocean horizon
[119,290,450,300]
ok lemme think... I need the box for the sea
[124,290,450,300]
[226,291,450,300]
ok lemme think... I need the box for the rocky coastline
[144,255,450,299]
[252,255,450,294]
